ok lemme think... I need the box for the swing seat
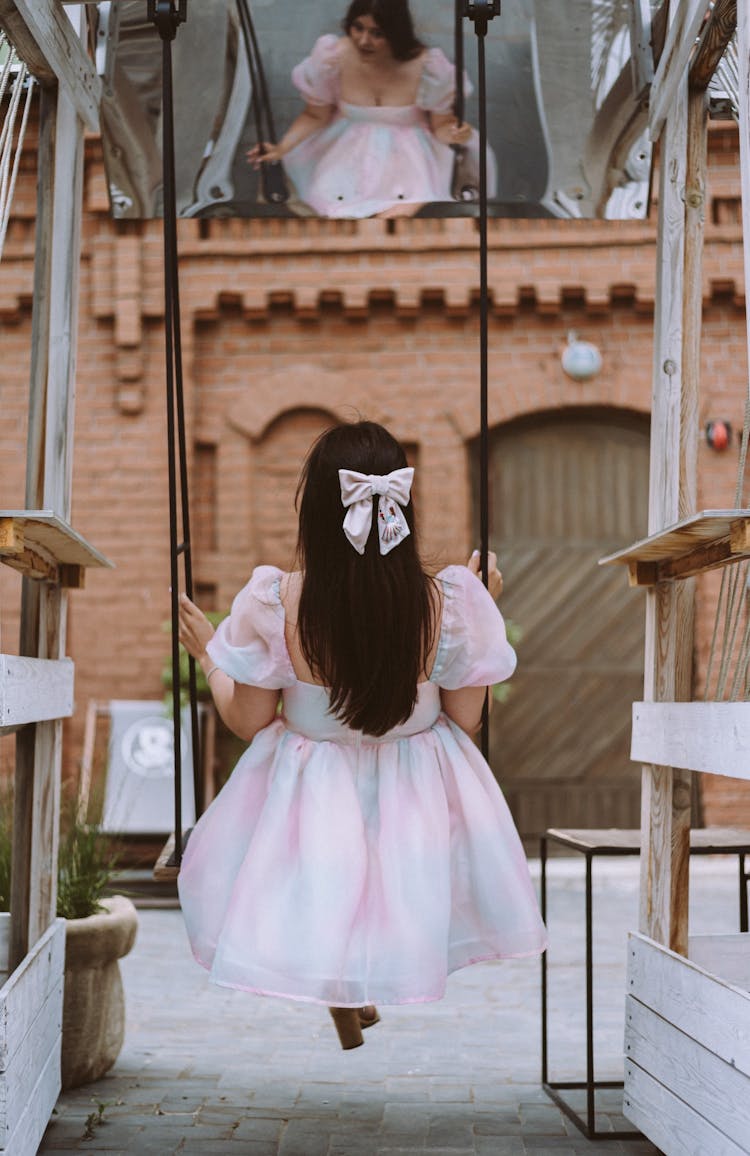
[154,830,193,881]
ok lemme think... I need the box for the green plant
[0,787,118,920]
[82,1098,114,1140]
[492,618,522,704]
[57,797,119,920]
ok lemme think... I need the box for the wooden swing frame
[0,0,748,1151]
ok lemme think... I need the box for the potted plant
[0,788,138,1090]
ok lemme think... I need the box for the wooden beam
[689,0,737,91]
[649,0,710,140]
[11,61,85,969]
[630,0,656,100]
[1,547,58,583]
[0,0,100,132]
[640,12,695,957]
[0,656,73,731]
[632,702,750,779]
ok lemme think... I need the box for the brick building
[1,115,748,838]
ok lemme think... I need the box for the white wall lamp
[561,331,603,382]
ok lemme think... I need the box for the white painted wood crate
[0,917,65,1156]
[625,932,750,1155]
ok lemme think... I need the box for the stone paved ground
[39,857,741,1155]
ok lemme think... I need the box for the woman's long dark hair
[296,421,436,736]
[343,0,425,62]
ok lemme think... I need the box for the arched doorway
[481,409,650,842]
[254,408,336,569]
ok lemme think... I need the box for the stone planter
[62,895,138,1090]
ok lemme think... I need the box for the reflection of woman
[248,0,485,218]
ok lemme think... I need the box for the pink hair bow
[338,468,414,555]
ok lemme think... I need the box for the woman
[177,421,546,1050]
[247,0,491,218]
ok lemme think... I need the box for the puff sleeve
[431,565,516,689]
[205,566,297,689]
[291,34,341,107]
[416,47,472,115]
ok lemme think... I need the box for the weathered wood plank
[626,995,750,1149]
[681,83,706,513]
[10,78,56,976]
[0,0,100,131]
[630,0,656,99]
[689,933,750,990]
[627,933,750,1076]
[546,826,750,853]
[690,0,737,91]
[43,79,84,518]
[0,655,73,731]
[649,0,711,140]
[632,702,750,780]
[0,514,110,570]
[624,1060,748,1156]
[0,977,62,1142]
[600,510,750,567]
[1,1029,60,1156]
[11,34,85,969]
[0,919,65,1072]
[640,9,694,953]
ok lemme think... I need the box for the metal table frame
[540,827,750,1141]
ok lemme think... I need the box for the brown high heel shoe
[329,1007,364,1049]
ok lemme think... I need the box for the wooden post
[639,0,706,956]
[9,48,85,967]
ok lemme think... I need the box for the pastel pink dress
[282,35,489,218]
[178,564,547,1007]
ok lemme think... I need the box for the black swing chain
[149,0,500,813]
[460,1,499,760]
[149,0,202,867]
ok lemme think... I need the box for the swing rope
[0,33,33,264]
[152,2,502,863]
[459,1,499,759]
[150,0,202,868]
[237,0,288,205]
[704,387,750,702]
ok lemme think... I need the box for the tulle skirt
[178,715,547,1006]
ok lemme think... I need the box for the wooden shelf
[599,510,750,585]
[0,510,112,585]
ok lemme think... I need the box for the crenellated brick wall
[0,117,748,824]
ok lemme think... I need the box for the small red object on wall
[706,421,731,451]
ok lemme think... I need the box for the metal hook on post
[147,0,188,42]
[463,0,500,36]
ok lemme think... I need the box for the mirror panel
[96,0,663,220]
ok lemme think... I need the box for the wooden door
[485,410,649,841]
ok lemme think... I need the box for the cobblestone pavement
[40,857,741,1155]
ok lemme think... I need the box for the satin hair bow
[338,468,414,556]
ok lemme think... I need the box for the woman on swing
[247,0,492,218]
[177,420,546,1049]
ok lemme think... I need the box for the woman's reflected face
[348,15,390,60]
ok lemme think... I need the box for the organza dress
[178,564,547,1007]
[281,35,495,218]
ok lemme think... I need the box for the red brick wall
[1,120,748,823]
